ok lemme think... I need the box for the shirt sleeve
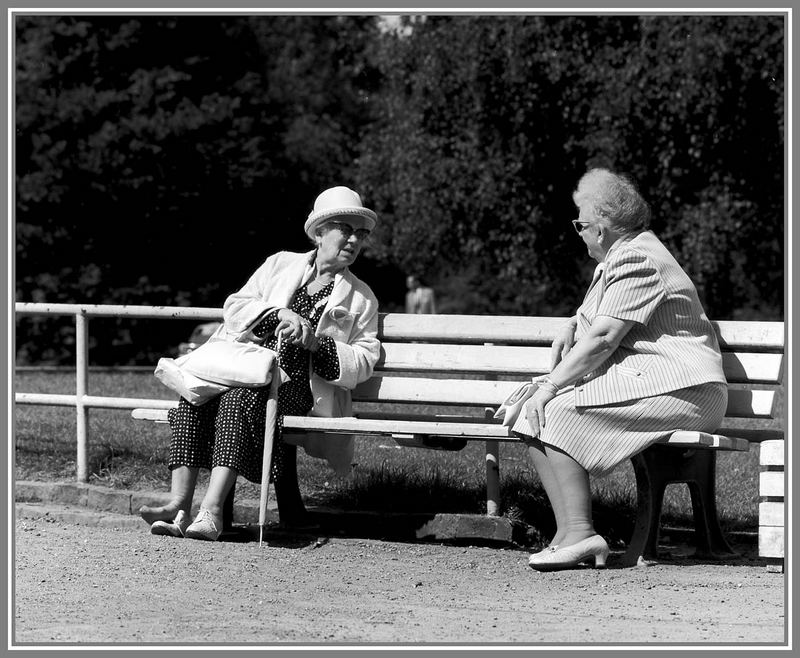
[312,336,341,381]
[596,249,666,325]
[251,310,281,341]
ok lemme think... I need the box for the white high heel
[528,535,609,571]
[528,545,560,561]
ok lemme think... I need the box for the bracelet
[537,376,560,395]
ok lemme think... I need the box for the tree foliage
[14,14,784,364]
[15,15,381,363]
[356,15,784,318]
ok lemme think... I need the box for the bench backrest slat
[352,376,776,419]
[712,321,785,351]
[376,343,783,384]
[364,315,784,426]
[378,343,551,375]
[378,314,566,344]
[377,314,784,351]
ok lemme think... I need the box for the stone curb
[16,502,145,530]
[14,480,533,547]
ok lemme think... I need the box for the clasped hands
[275,309,319,352]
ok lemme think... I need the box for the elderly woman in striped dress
[517,168,728,571]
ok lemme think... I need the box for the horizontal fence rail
[15,303,224,481]
[15,302,224,319]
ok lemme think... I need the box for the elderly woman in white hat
[140,186,381,540]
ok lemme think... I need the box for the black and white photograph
[10,5,789,650]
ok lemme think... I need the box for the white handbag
[154,357,230,406]
[493,381,538,428]
[179,339,279,387]
[154,326,283,406]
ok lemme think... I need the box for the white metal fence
[14,302,222,482]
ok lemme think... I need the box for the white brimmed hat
[304,186,378,239]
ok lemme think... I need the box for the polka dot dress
[167,281,339,483]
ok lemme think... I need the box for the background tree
[356,15,784,318]
[15,14,784,364]
[15,15,382,363]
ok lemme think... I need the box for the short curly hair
[572,168,650,234]
[307,221,333,247]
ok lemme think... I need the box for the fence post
[485,440,500,517]
[75,312,89,482]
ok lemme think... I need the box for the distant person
[517,168,727,571]
[140,186,381,540]
[405,275,437,314]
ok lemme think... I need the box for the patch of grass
[14,370,760,537]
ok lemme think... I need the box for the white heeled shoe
[528,544,559,561]
[528,535,609,571]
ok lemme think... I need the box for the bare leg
[139,465,199,523]
[198,466,238,523]
[543,445,596,547]
[526,441,569,546]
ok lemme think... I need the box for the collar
[602,229,647,263]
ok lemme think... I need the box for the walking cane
[259,334,283,547]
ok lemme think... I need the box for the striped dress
[513,231,728,476]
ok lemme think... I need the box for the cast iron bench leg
[684,450,738,560]
[622,447,665,566]
[622,445,737,566]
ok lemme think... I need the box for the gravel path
[13,514,785,647]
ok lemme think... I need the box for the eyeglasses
[327,221,371,241]
[571,220,592,234]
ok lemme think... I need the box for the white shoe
[528,535,609,571]
[150,510,190,538]
[528,544,559,561]
[184,508,222,541]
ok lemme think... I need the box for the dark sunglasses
[571,219,592,234]
[328,221,371,241]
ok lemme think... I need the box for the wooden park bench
[133,314,785,569]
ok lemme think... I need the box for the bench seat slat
[717,427,784,443]
[123,406,765,451]
[282,416,749,451]
[131,408,172,422]
[283,415,514,438]
[667,431,750,451]
[130,388,777,426]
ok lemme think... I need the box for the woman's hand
[523,385,558,438]
[275,309,319,351]
[550,318,577,370]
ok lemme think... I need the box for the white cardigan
[222,250,381,474]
